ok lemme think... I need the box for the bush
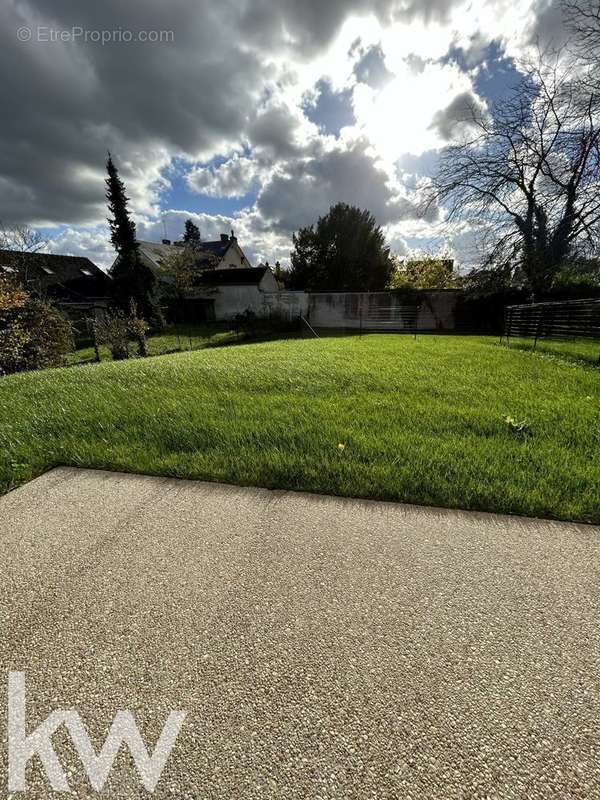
[93,311,131,360]
[92,306,150,361]
[0,276,74,375]
[233,308,258,333]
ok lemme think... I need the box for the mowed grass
[507,336,600,366]
[1,335,599,522]
[67,324,241,365]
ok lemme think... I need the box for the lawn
[67,323,243,364]
[1,335,598,522]
[505,336,600,366]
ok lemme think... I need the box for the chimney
[230,229,237,242]
[161,238,171,245]
[220,233,229,243]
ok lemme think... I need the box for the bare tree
[564,1,600,58]
[432,54,600,298]
[0,223,48,294]
[0,223,45,254]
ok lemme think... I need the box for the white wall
[203,285,461,327]
[213,286,263,319]
[261,291,309,321]
[307,291,462,330]
[211,271,288,319]
[219,241,252,269]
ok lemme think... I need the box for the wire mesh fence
[502,298,600,362]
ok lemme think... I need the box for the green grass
[1,335,599,522]
[68,324,239,365]
[506,336,600,366]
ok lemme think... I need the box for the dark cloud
[0,0,268,224]
[247,105,313,159]
[429,91,486,141]
[256,139,434,233]
[527,0,570,49]
[0,0,418,225]
[236,0,402,54]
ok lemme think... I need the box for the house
[135,231,282,321]
[137,231,251,273]
[0,249,111,318]
[182,266,280,321]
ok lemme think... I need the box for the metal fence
[357,304,419,334]
[306,291,460,332]
[502,298,600,349]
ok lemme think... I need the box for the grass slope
[1,335,599,522]
[68,324,241,364]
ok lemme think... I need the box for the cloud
[256,137,435,232]
[353,44,394,89]
[43,226,115,270]
[187,157,260,198]
[429,90,486,141]
[0,0,566,271]
[0,0,269,224]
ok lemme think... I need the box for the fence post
[533,306,541,350]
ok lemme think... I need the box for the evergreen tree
[289,203,391,291]
[106,154,161,327]
[183,219,202,250]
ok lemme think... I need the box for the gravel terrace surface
[0,467,598,799]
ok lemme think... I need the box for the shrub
[128,301,149,357]
[93,311,131,360]
[92,306,150,361]
[0,275,74,375]
[19,302,75,371]
[233,308,258,333]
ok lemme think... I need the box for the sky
[0,0,566,270]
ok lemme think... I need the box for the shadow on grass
[502,336,600,367]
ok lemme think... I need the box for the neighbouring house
[137,231,251,273]
[135,231,283,321]
[184,266,280,321]
[0,249,112,321]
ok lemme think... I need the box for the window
[80,268,93,276]
[41,265,54,275]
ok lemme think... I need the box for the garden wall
[208,287,463,329]
[306,290,462,330]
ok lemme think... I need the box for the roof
[197,266,269,287]
[138,236,253,272]
[0,249,111,302]
[138,238,234,270]
[137,240,175,266]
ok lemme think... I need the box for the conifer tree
[106,154,161,327]
[183,219,202,250]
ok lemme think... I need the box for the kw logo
[7,672,186,793]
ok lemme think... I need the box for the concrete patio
[0,467,598,798]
